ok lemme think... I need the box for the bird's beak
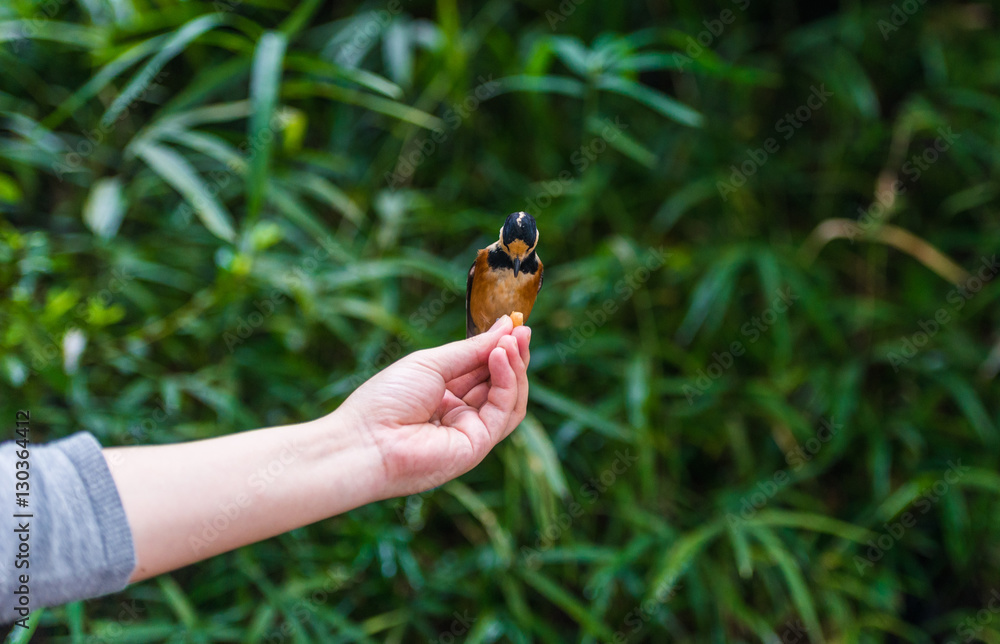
[513,258,521,277]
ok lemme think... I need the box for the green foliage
[2,0,1000,641]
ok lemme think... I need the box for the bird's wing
[537,257,544,293]
[465,257,477,338]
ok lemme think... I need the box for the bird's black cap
[501,212,538,247]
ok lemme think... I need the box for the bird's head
[498,211,538,276]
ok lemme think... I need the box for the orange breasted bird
[466,211,543,337]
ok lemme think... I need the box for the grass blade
[519,568,615,641]
[247,31,288,219]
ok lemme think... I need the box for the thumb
[412,316,514,382]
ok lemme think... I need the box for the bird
[466,211,543,337]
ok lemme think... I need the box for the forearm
[103,410,386,582]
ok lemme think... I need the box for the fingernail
[491,315,509,331]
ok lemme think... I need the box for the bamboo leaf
[649,522,723,593]
[748,526,824,643]
[103,14,225,126]
[248,31,288,219]
[519,568,615,641]
[595,75,703,127]
[134,141,236,242]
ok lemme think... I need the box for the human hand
[104,316,528,582]
[334,316,531,498]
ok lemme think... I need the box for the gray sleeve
[1,431,136,625]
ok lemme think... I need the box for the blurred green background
[2,0,1000,641]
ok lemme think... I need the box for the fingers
[478,340,519,443]
[512,325,531,368]
[446,364,490,400]
[414,316,514,383]
[435,389,469,421]
[501,333,529,438]
[448,327,529,409]
[461,380,491,408]
[449,327,527,402]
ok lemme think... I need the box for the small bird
[466,211,543,337]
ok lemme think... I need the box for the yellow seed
[511,311,524,327]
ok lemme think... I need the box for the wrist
[305,405,392,506]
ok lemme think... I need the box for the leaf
[281,171,364,225]
[547,36,592,77]
[145,101,254,139]
[134,141,236,242]
[103,14,225,126]
[754,251,792,364]
[157,575,198,628]
[595,75,703,127]
[443,480,513,563]
[612,52,688,73]
[4,608,44,642]
[727,523,754,579]
[747,509,874,544]
[490,74,587,98]
[159,129,247,172]
[278,0,325,36]
[960,468,1000,496]
[383,19,414,89]
[248,31,288,219]
[649,522,723,593]
[285,53,404,99]
[83,177,126,239]
[160,58,252,116]
[934,373,999,449]
[0,20,106,48]
[519,568,615,641]
[517,413,570,498]
[282,80,444,130]
[748,526,825,643]
[652,178,716,233]
[0,172,22,203]
[531,382,632,441]
[585,115,655,168]
[43,33,170,129]
[675,251,744,345]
